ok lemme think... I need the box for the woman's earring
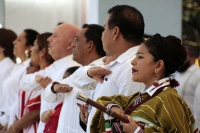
[153,72,159,86]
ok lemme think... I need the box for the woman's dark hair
[107,5,144,44]
[24,29,39,46]
[144,33,187,76]
[37,32,54,64]
[0,28,17,61]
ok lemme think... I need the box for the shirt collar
[52,55,73,70]
[89,57,104,67]
[0,57,9,64]
[116,46,139,64]
[144,77,170,96]
[106,46,139,68]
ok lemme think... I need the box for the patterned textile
[43,102,63,133]
[17,89,41,133]
[91,87,199,133]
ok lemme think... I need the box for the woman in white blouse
[0,29,39,129]
[0,28,17,101]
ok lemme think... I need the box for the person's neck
[145,75,166,89]
[112,44,134,60]
[55,52,72,61]
[0,53,6,62]
[81,54,101,66]
[19,55,26,63]
[39,61,52,70]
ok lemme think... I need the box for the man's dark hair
[184,45,200,58]
[108,5,144,44]
[82,24,106,57]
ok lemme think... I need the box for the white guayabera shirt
[78,46,145,133]
[43,57,104,133]
[20,55,80,133]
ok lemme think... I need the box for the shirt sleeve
[193,83,200,128]
[20,69,45,92]
[116,63,143,96]
[42,82,65,103]
[43,67,98,103]
[76,66,96,84]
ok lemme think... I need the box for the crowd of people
[0,4,200,133]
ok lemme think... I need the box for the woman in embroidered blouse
[91,34,199,133]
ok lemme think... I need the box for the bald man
[20,23,80,133]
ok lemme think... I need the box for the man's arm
[43,66,97,103]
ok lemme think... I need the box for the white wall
[5,0,81,34]
[97,0,182,38]
[5,0,182,38]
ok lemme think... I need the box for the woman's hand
[0,126,7,133]
[77,103,89,124]
[7,124,18,133]
[110,106,125,116]
[35,75,52,88]
[121,115,139,133]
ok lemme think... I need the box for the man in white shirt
[42,24,106,133]
[45,5,146,132]
[175,43,200,114]
[76,5,145,133]
[20,23,80,133]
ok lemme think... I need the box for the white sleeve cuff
[134,126,142,133]
[42,82,57,102]
[103,103,122,120]
[82,66,94,80]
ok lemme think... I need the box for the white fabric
[20,55,80,133]
[175,64,200,113]
[43,57,103,133]
[193,82,200,128]
[84,47,145,133]
[145,77,170,96]
[0,59,30,113]
[134,126,142,133]
[17,89,41,133]
[0,57,14,102]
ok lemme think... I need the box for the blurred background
[0,0,199,47]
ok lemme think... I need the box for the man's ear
[86,41,94,52]
[66,40,74,50]
[112,27,120,41]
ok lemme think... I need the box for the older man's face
[47,26,68,60]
